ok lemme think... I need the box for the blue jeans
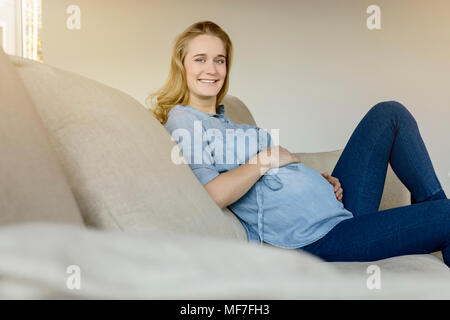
[299,101,450,267]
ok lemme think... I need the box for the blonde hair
[147,21,233,125]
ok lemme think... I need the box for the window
[0,0,42,61]
[0,0,18,55]
[0,21,5,49]
[21,0,42,62]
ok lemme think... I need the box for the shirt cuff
[191,166,220,186]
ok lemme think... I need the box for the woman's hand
[258,146,301,170]
[321,172,343,203]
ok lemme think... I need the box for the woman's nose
[205,60,218,74]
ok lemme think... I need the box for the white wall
[0,0,19,55]
[41,0,450,195]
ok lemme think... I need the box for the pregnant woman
[149,21,450,267]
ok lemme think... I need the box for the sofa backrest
[222,95,257,126]
[0,49,84,226]
[9,54,247,241]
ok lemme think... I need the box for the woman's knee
[371,100,407,114]
[369,100,417,124]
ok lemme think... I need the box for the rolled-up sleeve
[189,165,220,186]
[164,111,220,186]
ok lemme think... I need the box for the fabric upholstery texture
[222,95,257,126]
[0,48,84,226]
[1,223,448,299]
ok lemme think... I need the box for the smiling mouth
[198,79,219,84]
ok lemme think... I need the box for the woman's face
[183,34,227,105]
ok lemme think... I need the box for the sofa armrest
[293,149,411,211]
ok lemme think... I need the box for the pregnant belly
[265,163,335,195]
[261,162,346,224]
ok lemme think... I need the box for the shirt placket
[256,127,286,244]
[256,127,264,244]
[255,182,264,245]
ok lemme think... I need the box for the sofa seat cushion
[330,253,448,274]
[1,222,450,299]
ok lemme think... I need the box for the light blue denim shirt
[164,104,354,249]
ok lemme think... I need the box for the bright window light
[21,0,41,62]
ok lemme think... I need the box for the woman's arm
[204,153,268,209]
[204,146,301,209]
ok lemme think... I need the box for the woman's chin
[197,91,221,98]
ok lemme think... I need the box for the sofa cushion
[8,54,247,241]
[1,222,449,299]
[0,49,84,226]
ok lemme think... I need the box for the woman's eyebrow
[193,53,226,58]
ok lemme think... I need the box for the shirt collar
[216,104,225,115]
[179,104,225,117]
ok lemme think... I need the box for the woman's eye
[194,58,225,64]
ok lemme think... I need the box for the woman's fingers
[331,177,340,191]
[321,173,344,201]
[334,181,341,192]
[336,189,343,202]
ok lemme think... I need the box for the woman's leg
[330,100,447,216]
[300,100,450,266]
[301,199,450,267]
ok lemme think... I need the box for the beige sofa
[0,48,448,299]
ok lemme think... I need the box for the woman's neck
[188,96,216,114]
